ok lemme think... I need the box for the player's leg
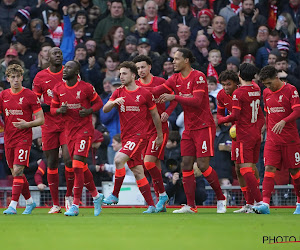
[21,174,36,214]
[290,168,300,214]
[61,144,74,211]
[130,164,155,213]
[103,152,130,204]
[45,148,61,213]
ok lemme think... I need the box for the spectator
[245,25,270,56]
[225,40,248,62]
[207,76,221,98]
[255,30,279,68]
[277,39,297,72]
[191,8,214,40]
[100,51,120,83]
[31,0,60,25]
[0,48,18,86]
[119,35,138,62]
[159,57,174,80]
[128,0,146,21]
[242,54,256,65]
[15,34,38,70]
[93,0,135,43]
[154,0,176,21]
[190,0,208,18]
[85,38,100,58]
[0,0,24,34]
[219,0,242,25]
[99,26,125,57]
[226,56,240,73]
[267,48,280,66]
[9,8,31,39]
[282,0,300,26]
[74,10,94,38]
[0,25,10,58]
[131,16,165,53]
[191,34,209,66]
[67,2,81,22]
[202,49,226,82]
[275,13,296,45]
[177,24,192,48]
[144,0,171,39]
[227,0,267,40]
[47,12,63,47]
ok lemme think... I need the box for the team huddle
[1,47,300,216]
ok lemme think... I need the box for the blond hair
[5,64,24,77]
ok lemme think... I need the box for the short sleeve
[192,72,207,93]
[109,89,119,101]
[29,91,42,114]
[32,75,42,97]
[51,86,60,106]
[144,89,156,110]
[290,86,300,109]
[232,89,242,110]
[163,74,176,93]
[87,84,98,102]
[217,91,225,109]
[0,92,3,114]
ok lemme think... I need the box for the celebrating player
[33,47,74,213]
[218,63,265,208]
[152,48,227,214]
[133,55,177,212]
[253,66,300,214]
[103,61,163,213]
[217,70,259,213]
[1,64,44,215]
[51,61,104,216]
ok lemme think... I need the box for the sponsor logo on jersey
[267,107,286,114]
[47,89,53,97]
[5,108,23,116]
[292,90,299,98]
[179,92,193,98]
[197,76,205,84]
[66,103,81,109]
[232,95,238,101]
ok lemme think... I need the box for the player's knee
[265,165,276,173]
[289,168,300,176]
[13,166,24,176]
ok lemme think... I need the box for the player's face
[7,73,23,91]
[49,47,63,66]
[135,61,151,79]
[63,61,78,80]
[173,51,187,72]
[221,79,238,95]
[262,78,278,92]
[119,67,134,86]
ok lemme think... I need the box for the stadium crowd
[0,0,300,208]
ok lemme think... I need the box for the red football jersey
[263,83,300,145]
[136,76,168,134]
[109,85,156,139]
[0,88,42,147]
[217,89,233,114]
[163,70,214,130]
[231,82,262,142]
[33,67,64,132]
[52,80,101,139]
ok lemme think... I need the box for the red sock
[291,171,300,203]
[145,162,165,196]
[137,177,154,206]
[73,160,84,206]
[240,167,262,203]
[182,170,196,208]
[262,172,275,204]
[112,168,125,198]
[47,168,59,206]
[22,175,31,200]
[65,166,74,197]
[83,164,98,197]
[12,176,24,202]
[203,166,226,201]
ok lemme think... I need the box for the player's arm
[216,96,226,122]
[50,90,68,115]
[161,96,178,122]
[103,97,124,113]
[12,109,45,129]
[218,107,240,124]
[79,94,103,117]
[149,106,163,147]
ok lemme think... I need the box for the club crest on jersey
[196,76,205,84]
[76,90,81,99]
[47,89,53,97]
[278,95,283,102]
[135,95,141,102]
[292,90,299,98]
[18,97,24,104]
[187,81,191,89]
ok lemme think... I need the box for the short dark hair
[269,30,279,37]
[275,56,288,63]
[105,51,119,62]
[239,63,258,81]
[207,76,217,84]
[177,48,195,63]
[132,55,152,65]
[119,61,138,76]
[40,42,53,49]
[259,66,277,82]
[70,60,81,72]
[110,0,123,5]
[219,70,239,84]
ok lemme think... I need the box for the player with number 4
[252,66,300,215]
[218,63,265,209]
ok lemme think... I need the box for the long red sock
[203,166,226,201]
[262,172,275,204]
[291,171,300,203]
[182,170,196,208]
[73,160,84,206]
[112,168,125,198]
[83,164,98,197]
[137,177,155,206]
[65,166,74,197]
[22,175,31,200]
[145,162,165,197]
[47,168,59,206]
[12,176,24,202]
[240,167,262,203]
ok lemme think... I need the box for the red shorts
[235,138,260,164]
[67,136,92,158]
[42,128,67,151]
[120,136,147,168]
[231,140,238,161]
[145,130,169,160]
[264,141,300,170]
[181,127,215,158]
[5,145,31,168]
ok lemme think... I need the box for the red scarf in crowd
[169,0,177,11]
[146,15,158,32]
[268,4,277,30]
[212,31,225,45]
[207,63,219,82]
[296,29,300,52]
[230,3,242,14]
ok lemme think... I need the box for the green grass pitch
[0,208,298,250]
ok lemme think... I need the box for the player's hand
[272,120,286,134]
[172,172,180,185]
[224,122,232,127]
[57,102,68,114]
[79,106,93,117]
[113,97,125,106]
[158,93,175,103]
[37,183,46,191]
[161,112,169,122]
[155,134,163,147]
[12,118,29,129]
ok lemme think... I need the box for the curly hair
[5,64,24,77]
[259,66,277,82]
[219,70,239,84]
